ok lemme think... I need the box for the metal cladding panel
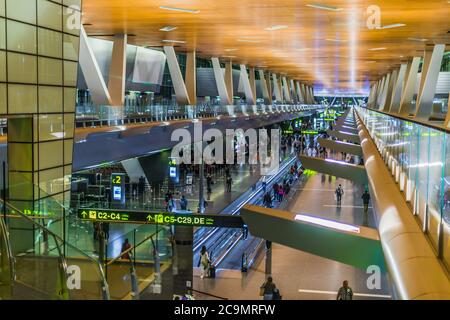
[72,112,304,171]
[317,138,363,157]
[326,130,361,144]
[299,155,368,185]
[241,205,384,271]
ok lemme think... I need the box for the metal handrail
[0,215,14,284]
[0,199,110,299]
[106,228,165,266]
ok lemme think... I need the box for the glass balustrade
[356,107,450,271]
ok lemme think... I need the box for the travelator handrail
[106,228,165,266]
[189,288,228,300]
[193,155,298,253]
[209,156,301,268]
[0,199,110,300]
[0,214,14,293]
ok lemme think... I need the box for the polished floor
[193,171,392,300]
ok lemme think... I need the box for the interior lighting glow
[159,26,177,32]
[305,3,343,11]
[380,23,406,29]
[159,6,200,14]
[295,214,360,233]
[265,25,288,31]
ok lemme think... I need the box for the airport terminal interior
[0,0,450,301]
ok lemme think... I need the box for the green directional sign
[77,208,244,228]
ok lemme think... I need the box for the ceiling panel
[82,0,450,93]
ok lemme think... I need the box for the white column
[281,76,291,102]
[249,67,257,104]
[444,93,450,128]
[272,73,282,102]
[295,81,304,103]
[379,73,391,111]
[108,34,127,107]
[258,70,271,105]
[414,44,446,120]
[212,57,229,106]
[186,51,197,106]
[240,65,256,105]
[225,60,234,105]
[399,57,421,116]
[383,69,398,112]
[79,26,112,106]
[376,76,387,108]
[389,63,407,113]
[310,86,315,104]
[289,79,296,102]
[163,46,190,106]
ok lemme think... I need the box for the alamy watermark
[66,5,83,31]
[170,121,281,175]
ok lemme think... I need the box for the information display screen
[77,209,244,228]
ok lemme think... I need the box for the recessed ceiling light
[379,23,406,29]
[369,47,387,51]
[408,37,428,42]
[224,48,238,52]
[159,6,200,14]
[305,3,343,11]
[265,25,288,31]
[162,39,186,44]
[159,26,177,32]
[325,38,347,43]
[222,55,236,58]
[237,39,261,43]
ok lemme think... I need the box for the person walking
[336,280,353,300]
[260,277,277,300]
[362,189,371,226]
[180,195,188,211]
[121,239,131,260]
[226,175,232,192]
[198,246,210,279]
[335,184,344,204]
[278,186,284,202]
[206,174,213,197]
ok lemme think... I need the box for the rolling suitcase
[208,266,216,278]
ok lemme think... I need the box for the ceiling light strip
[159,6,200,14]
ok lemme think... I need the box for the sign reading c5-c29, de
[77,208,244,228]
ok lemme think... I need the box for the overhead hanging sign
[77,208,244,228]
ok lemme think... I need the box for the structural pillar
[258,70,271,105]
[414,44,446,120]
[272,73,282,102]
[240,65,256,105]
[399,57,421,116]
[108,34,127,107]
[212,57,228,106]
[185,51,197,106]
[389,63,407,113]
[225,60,234,105]
[163,46,191,106]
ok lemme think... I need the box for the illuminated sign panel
[77,209,244,228]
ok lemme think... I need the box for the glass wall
[357,107,450,271]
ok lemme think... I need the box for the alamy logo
[366,5,381,30]
[66,5,82,31]
[66,265,81,290]
[366,265,381,290]
[171,121,280,175]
